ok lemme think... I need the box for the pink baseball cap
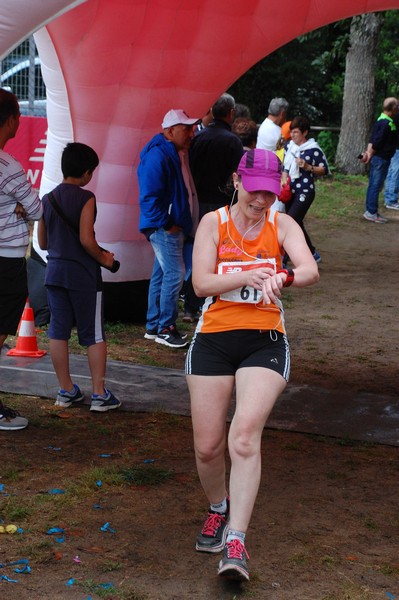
[162,109,200,128]
[237,149,282,195]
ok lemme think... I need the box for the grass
[312,173,368,224]
[0,498,33,521]
[119,465,173,486]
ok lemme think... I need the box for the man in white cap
[138,109,200,348]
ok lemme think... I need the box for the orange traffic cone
[7,305,47,358]
[16,298,31,334]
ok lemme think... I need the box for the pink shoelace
[226,538,250,560]
[201,512,225,536]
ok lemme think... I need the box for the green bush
[316,130,338,169]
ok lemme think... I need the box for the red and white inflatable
[1,0,398,282]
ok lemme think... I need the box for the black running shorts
[185,329,290,381]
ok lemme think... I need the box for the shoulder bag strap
[47,191,79,235]
[47,191,111,262]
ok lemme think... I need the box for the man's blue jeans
[366,155,390,215]
[384,149,399,205]
[146,228,185,332]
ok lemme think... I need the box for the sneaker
[144,328,157,340]
[218,539,250,581]
[90,388,122,412]
[182,311,199,323]
[384,202,399,210]
[363,211,388,223]
[313,251,321,263]
[0,402,28,431]
[55,384,85,407]
[155,325,188,348]
[196,502,230,553]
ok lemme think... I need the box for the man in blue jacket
[138,109,200,348]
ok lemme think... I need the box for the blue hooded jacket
[138,133,192,237]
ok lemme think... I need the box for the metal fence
[0,36,46,117]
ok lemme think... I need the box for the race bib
[218,259,276,303]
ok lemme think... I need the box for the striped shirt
[0,149,42,257]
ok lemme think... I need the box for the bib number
[218,259,276,303]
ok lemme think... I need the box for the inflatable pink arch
[1,0,398,283]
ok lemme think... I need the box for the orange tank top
[196,206,286,334]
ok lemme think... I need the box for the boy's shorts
[0,257,28,335]
[46,285,105,347]
[185,329,290,381]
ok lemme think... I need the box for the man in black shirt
[190,93,244,217]
[183,94,244,321]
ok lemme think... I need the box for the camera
[109,260,120,274]
[99,247,120,273]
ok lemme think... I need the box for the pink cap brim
[241,175,281,195]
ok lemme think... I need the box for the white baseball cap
[162,109,200,129]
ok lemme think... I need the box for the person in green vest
[361,97,398,223]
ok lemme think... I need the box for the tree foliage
[228,21,350,125]
[228,10,399,128]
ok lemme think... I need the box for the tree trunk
[335,13,383,174]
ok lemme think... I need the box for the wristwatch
[276,268,295,287]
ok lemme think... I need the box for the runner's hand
[261,272,285,304]
[246,267,275,290]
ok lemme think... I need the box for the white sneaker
[0,402,28,430]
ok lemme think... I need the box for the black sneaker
[218,538,250,581]
[155,325,188,348]
[196,502,230,553]
[0,402,28,431]
[55,384,85,407]
[90,388,122,412]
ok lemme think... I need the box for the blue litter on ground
[100,522,115,534]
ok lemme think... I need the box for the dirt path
[280,210,399,397]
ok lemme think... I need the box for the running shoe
[218,538,250,581]
[155,324,188,348]
[55,384,85,407]
[0,402,28,430]
[90,388,122,412]
[313,251,321,263]
[196,500,230,553]
[144,328,157,340]
[384,202,399,210]
[363,211,388,223]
